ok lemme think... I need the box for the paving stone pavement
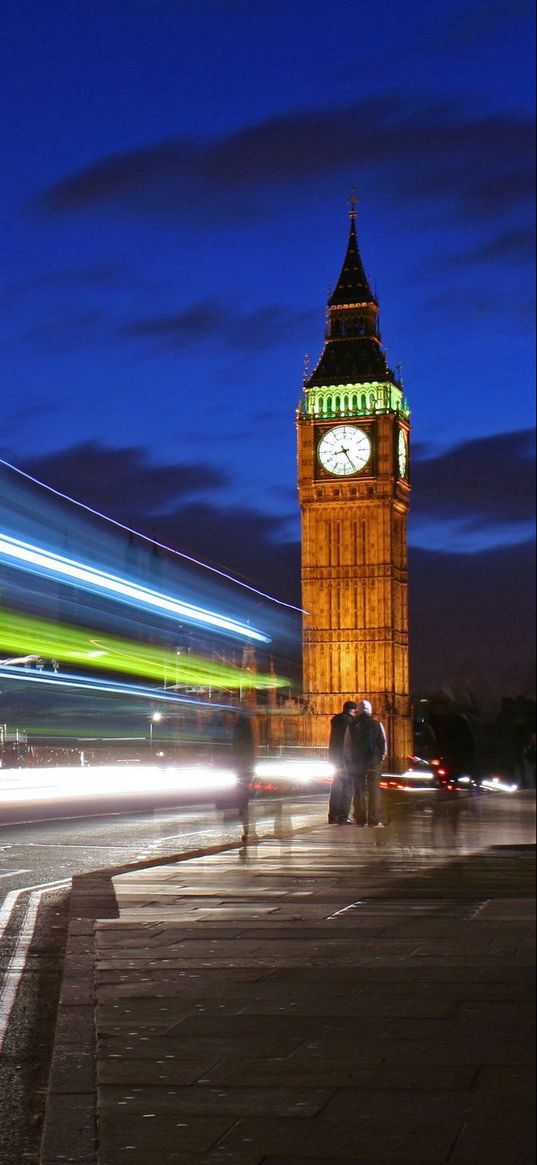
[40,805,536,1165]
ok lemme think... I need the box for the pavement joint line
[326,898,367,919]
[464,899,492,919]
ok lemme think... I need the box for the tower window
[359,317,366,335]
[361,394,367,411]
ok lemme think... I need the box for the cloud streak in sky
[35,94,535,238]
[412,429,535,536]
[21,442,231,522]
[120,298,315,354]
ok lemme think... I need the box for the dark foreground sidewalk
[40,813,536,1165]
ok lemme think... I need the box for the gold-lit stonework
[296,207,411,769]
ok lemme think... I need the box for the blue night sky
[1,0,535,701]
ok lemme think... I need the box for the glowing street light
[149,711,162,750]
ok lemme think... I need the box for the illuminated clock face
[398,429,408,478]
[317,425,371,476]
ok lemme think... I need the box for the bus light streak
[0,532,270,642]
[0,456,304,614]
[0,610,287,689]
[0,664,238,706]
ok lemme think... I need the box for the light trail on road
[0,759,333,815]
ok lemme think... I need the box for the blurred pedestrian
[344,700,387,827]
[231,714,258,843]
[327,700,358,823]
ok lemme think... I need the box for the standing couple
[328,699,387,828]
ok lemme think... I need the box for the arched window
[332,319,341,337]
[370,393,376,409]
[352,394,358,412]
[343,395,349,412]
[358,317,366,335]
[361,394,367,411]
[335,395,340,412]
[326,396,333,415]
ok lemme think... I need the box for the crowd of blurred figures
[2,694,535,789]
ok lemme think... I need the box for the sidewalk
[40,805,536,1164]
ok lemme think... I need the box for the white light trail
[480,777,518,794]
[0,456,304,613]
[255,759,334,782]
[0,664,234,708]
[0,532,269,642]
[0,758,335,810]
[0,764,238,806]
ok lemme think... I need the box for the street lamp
[149,712,162,751]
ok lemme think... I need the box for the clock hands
[337,443,357,468]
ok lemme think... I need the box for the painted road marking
[0,878,70,1052]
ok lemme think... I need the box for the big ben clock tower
[296,204,411,770]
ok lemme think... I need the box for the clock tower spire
[296,204,411,769]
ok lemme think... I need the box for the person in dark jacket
[327,701,358,823]
[343,699,387,827]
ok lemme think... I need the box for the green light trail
[0,609,288,690]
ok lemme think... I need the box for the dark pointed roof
[305,208,395,390]
[306,338,390,387]
[328,213,377,307]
